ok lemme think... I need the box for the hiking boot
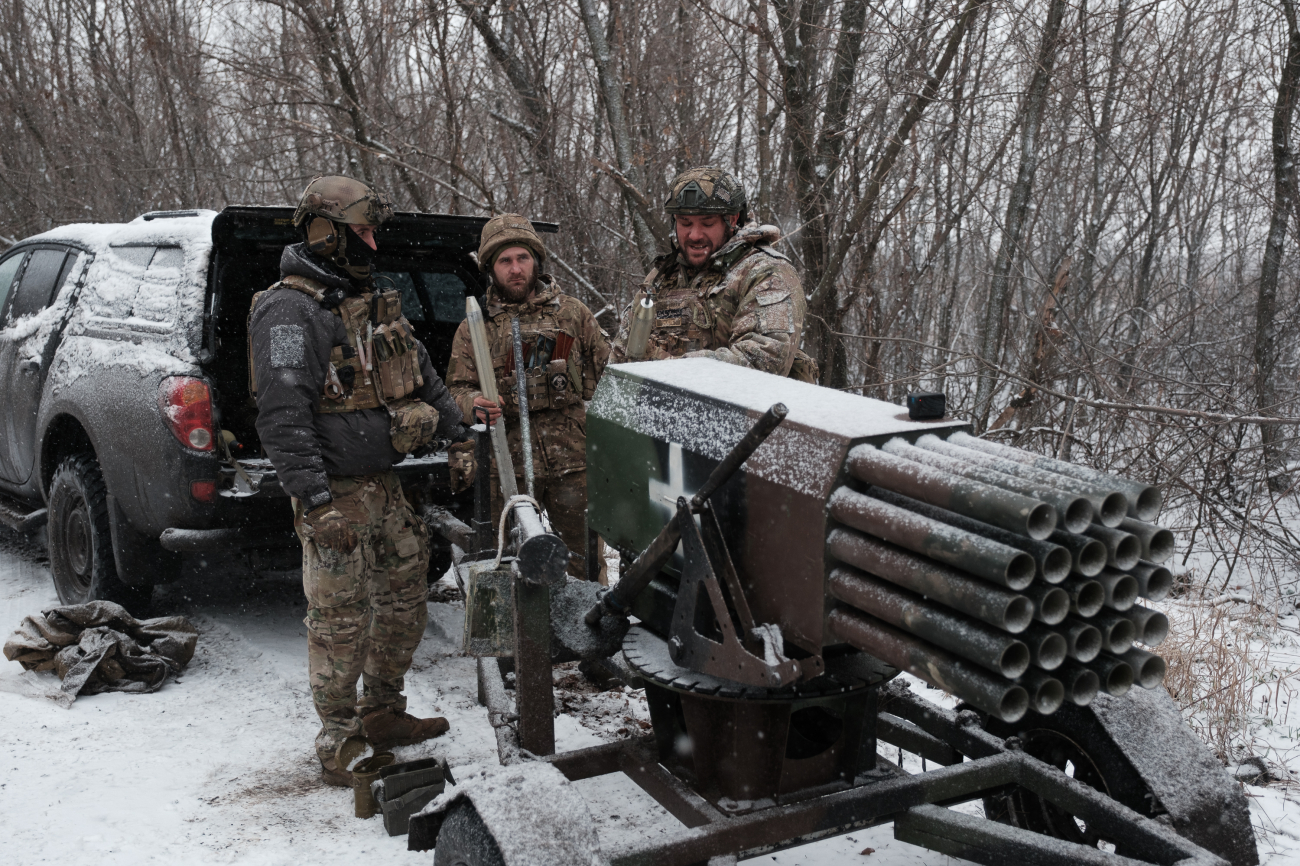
[361,707,450,748]
[320,756,354,788]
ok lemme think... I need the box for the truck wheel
[47,455,152,612]
[432,802,506,866]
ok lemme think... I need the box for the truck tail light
[190,480,216,502]
[159,376,214,451]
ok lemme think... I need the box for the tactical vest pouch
[388,398,439,455]
[545,359,573,407]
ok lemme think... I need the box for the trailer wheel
[980,717,1147,847]
[47,454,152,612]
[433,802,506,866]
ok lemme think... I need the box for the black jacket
[249,243,463,509]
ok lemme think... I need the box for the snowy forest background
[3,0,1300,603]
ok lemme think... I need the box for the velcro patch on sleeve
[270,324,306,368]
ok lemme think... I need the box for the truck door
[0,246,79,484]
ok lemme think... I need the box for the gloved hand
[304,504,359,553]
[448,440,477,494]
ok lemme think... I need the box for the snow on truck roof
[20,209,220,253]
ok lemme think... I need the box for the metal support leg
[513,577,555,756]
[472,425,493,553]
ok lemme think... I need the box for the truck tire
[47,454,152,613]
[432,802,506,866]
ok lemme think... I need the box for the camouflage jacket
[611,224,807,377]
[447,275,610,477]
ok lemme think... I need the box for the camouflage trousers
[292,472,430,761]
[490,469,605,582]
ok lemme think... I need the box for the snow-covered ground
[0,534,952,865]
[0,527,1292,865]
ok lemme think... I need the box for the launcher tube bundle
[587,360,1175,724]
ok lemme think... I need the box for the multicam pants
[292,472,430,761]
[490,470,605,582]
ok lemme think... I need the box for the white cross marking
[648,442,700,558]
[648,441,692,517]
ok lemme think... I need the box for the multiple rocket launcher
[826,430,1173,724]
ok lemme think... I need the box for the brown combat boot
[319,756,354,788]
[361,707,451,748]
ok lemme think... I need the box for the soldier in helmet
[446,214,610,580]
[611,166,817,382]
[248,176,473,787]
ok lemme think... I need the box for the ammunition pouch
[501,358,577,414]
[388,398,439,455]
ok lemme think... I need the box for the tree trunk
[973,0,1068,429]
[1256,0,1300,490]
[577,0,659,266]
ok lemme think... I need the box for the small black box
[907,392,946,420]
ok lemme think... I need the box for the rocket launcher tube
[825,530,1033,633]
[828,487,1035,590]
[1094,568,1140,611]
[584,403,789,626]
[1079,611,1136,655]
[1131,561,1173,601]
[625,293,656,360]
[1020,583,1071,625]
[1058,576,1105,617]
[1016,624,1068,671]
[1119,518,1175,565]
[465,297,518,501]
[1047,530,1108,577]
[1053,659,1101,706]
[1082,524,1141,571]
[1016,668,1065,716]
[845,445,1057,540]
[866,488,1071,583]
[1086,653,1134,697]
[949,431,1162,521]
[915,434,1129,528]
[1057,619,1102,662]
[827,567,1031,679]
[1123,603,1169,646]
[1119,646,1167,689]
[827,607,1029,724]
[882,438,1094,534]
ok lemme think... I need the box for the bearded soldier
[446,214,610,580]
[248,176,472,786]
[611,166,817,382]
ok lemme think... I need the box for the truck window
[417,272,468,323]
[150,246,184,271]
[0,251,26,318]
[9,248,70,319]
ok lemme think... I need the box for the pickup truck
[0,206,541,609]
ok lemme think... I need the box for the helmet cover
[478,213,548,273]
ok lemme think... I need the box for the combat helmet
[292,175,393,281]
[664,166,747,218]
[478,213,548,273]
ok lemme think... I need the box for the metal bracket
[666,498,815,688]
